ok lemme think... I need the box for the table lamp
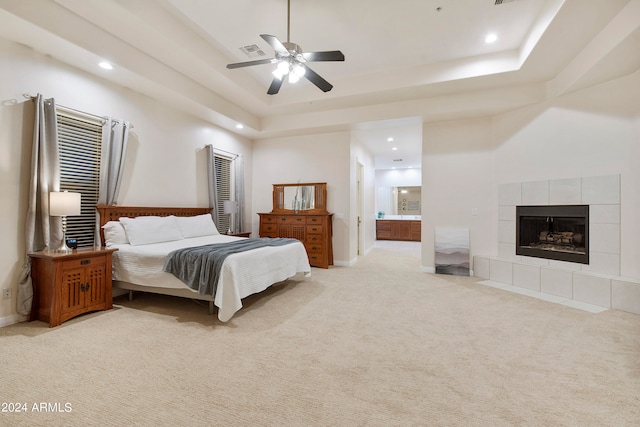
[223,200,238,234]
[50,191,81,252]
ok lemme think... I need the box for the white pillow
[175,213,220,238]
[119,215,183,245]
[102,221,129,246]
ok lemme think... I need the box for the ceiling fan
[226,0,345,95]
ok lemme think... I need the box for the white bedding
[111,234,311,322]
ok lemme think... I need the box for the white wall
[251,132,351,264]
[422,117,496,271]
[0,40,252,322]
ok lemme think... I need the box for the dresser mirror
[272,182,328,214]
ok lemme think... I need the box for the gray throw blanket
[163,238,299,296]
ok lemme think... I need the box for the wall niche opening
[516,205,589,264]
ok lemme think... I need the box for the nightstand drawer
[61,256,105,270]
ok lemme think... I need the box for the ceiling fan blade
[260,34,289,55]
[301,64,333,92]
[302,51,345,62]
[267,77,284,95]
[226,58,275,69]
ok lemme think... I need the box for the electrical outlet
[2,288,11,300]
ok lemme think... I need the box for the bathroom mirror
[272,182,328,214]
[377,186,421,215]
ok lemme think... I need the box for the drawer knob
[80,259,91,265]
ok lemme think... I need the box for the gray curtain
[95,118,130,245]
[18,94,61,315]
[206,145,244,233]
[234,154,245,233]
[99,118,130,205]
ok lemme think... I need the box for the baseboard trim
[0,313,28,328]
[333,258,357,267]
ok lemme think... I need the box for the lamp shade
[50,191,81,216]
[223,200,238,214]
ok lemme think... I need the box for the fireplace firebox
[516,205,589,264]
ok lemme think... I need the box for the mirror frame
[272,182,328,214]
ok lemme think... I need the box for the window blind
[215,155,232,233]
[57,113,102,247]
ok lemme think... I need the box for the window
[57,112,102,247]
[214,154,234,234]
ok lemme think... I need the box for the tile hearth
[476,280,608,313]
[473,174,640,315]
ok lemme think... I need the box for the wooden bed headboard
[96,205,212,244]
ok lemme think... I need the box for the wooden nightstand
[228,232,251,238]
[28,247,118,327]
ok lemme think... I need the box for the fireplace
[516,205,589,264]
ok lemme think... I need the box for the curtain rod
[208,145,240,159]
[23,93,134,128]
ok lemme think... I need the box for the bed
[96,205,311,322]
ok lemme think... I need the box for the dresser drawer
[305,242,325,254]
[308,252,328,266]
[260,215,278,224]
[260,223,278,235]
[306,234,324,245]
[306,216,325,225]
[275,215,305,225]
[306,224,324,234]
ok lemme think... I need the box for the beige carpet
[1,244,639,426]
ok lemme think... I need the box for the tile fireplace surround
[473,174,640,315]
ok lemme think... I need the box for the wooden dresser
[259,212,333,268]
[259,182,333,269]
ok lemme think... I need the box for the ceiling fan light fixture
[288,72,300,84]
[277,61,290,75]
[292,63,306,77]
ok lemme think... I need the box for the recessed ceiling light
[387,137,394,142]
[485,33,498,44]
[98,61,113,70]
[235,124,244,129]
[392,147,398,150]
